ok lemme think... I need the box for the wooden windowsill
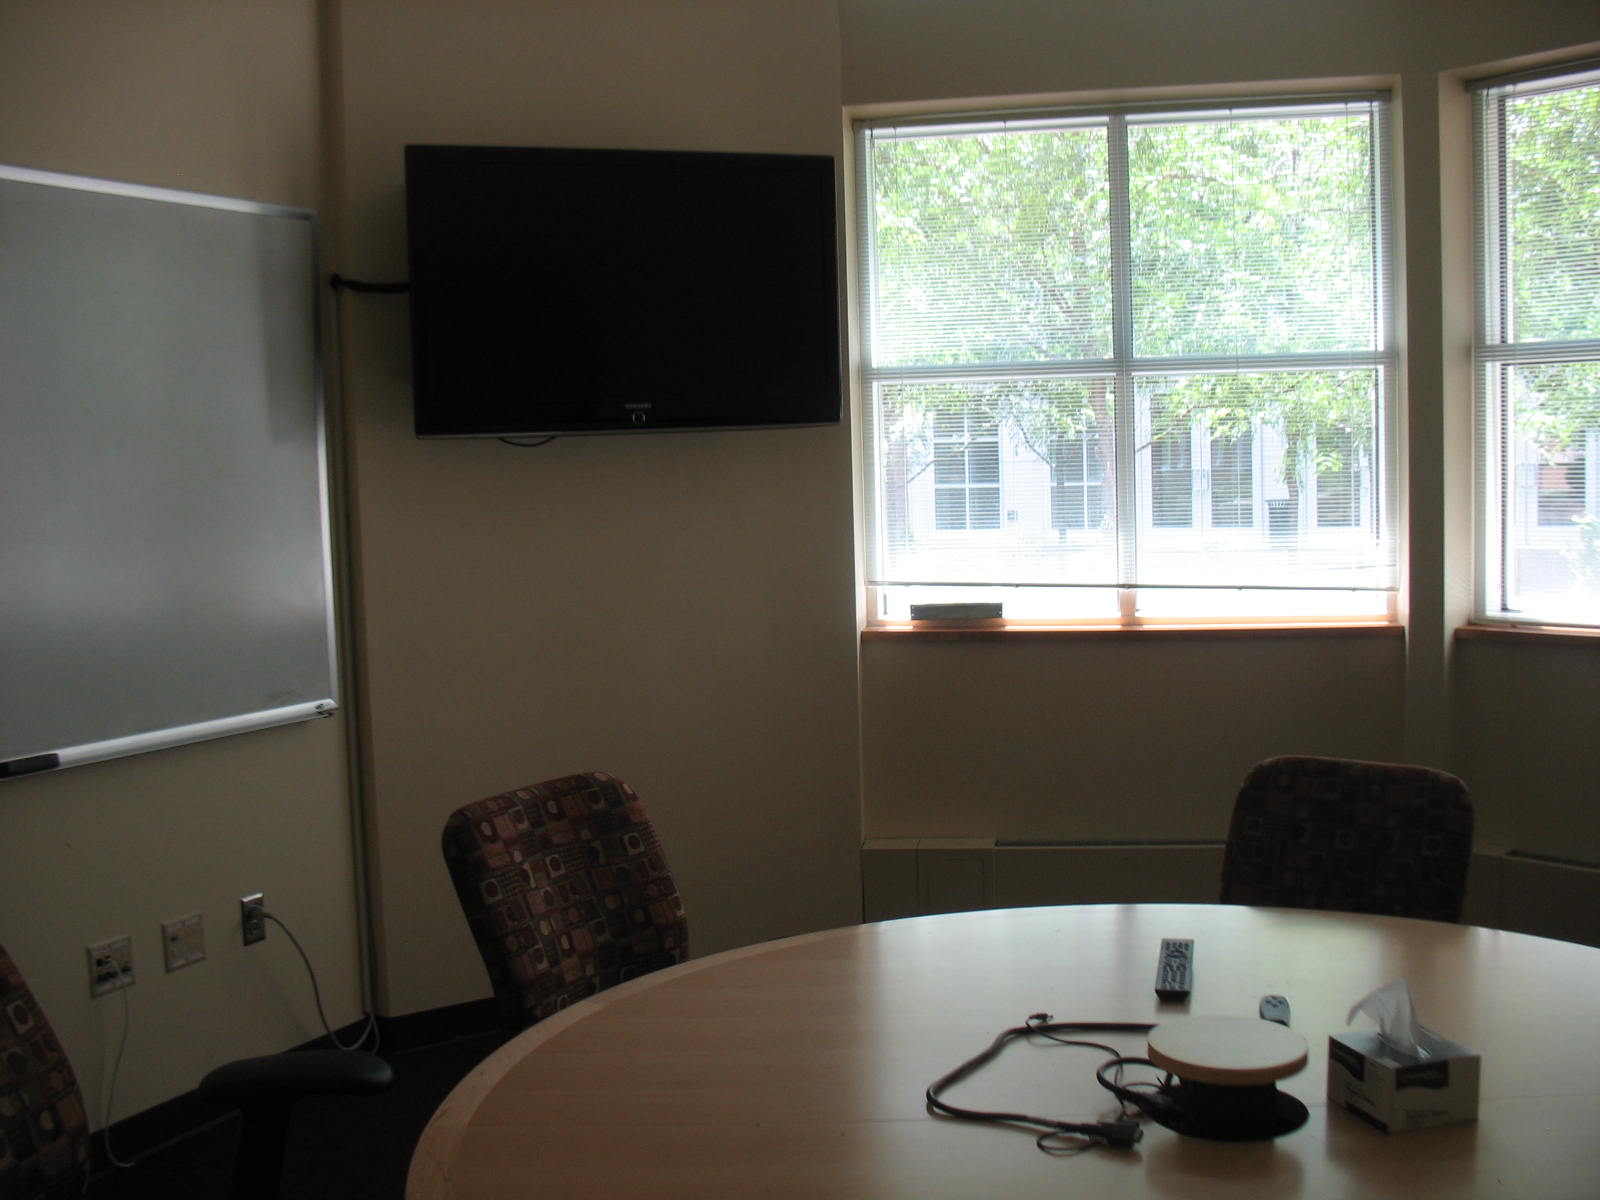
[1456,623,1600,647]
[862,621,1403,643]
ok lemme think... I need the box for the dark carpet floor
[88,1030,508,1200]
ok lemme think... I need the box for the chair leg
[230,1100,292,1200]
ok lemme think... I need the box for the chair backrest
[1,942,91,1200]
[1219,755,1474,922]
[441,771,689,1031]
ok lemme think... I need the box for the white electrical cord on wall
[256,907,379,1052]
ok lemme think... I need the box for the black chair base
[198,1048,393,1200]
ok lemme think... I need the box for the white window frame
[855,93,1398,627]
[1473,62,1600,629]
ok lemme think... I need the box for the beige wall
[839,0,1600,105]
[329,0,863,1017]
[1454,639,1600,861]
[843,0,1600,867]
[2,0,863,1118]
[0,0,365,1122]
[6,0,1600,1131]
[862,635,1406,841]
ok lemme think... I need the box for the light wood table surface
[407,903,1600,1199]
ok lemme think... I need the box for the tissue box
[1327,1030,1480,1133]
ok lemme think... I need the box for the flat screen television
[404,144,842,438]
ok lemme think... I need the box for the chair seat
[199,1048,394,1200]
[199,1048,392,1104]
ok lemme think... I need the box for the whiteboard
[0,165,337,777]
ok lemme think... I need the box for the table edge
[403,903,1594,1200]
[404,922,863,1200]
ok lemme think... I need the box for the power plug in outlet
[241,893,266,945]
[87,936,134,997]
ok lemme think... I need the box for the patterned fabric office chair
[442,770,689,1032]
[1220,755,1474,922]
[0,941,91,1200]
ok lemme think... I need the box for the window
[932,410,1002,530]
[1314,426,1362,529]
[1474,65,1600,628]
[1050,430,1106,532]
[856,96,1396,624]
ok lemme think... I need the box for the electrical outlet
[161,912,206,972]
[87,936,134,997]
[241,893,266,945]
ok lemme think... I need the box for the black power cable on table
[924,1013,1160,1154]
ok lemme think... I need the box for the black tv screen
[404,144,842,438]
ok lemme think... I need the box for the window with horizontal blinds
[855,96,1397,625]
[1473,65,1600,629]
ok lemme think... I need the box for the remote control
[1155,938,1194,1002]
[1258,994,1291,1026]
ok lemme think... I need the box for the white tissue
[1347,978,1434,1059]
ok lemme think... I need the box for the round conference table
[406,903,1600,1199]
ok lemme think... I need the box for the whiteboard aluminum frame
[0,163,339,778]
